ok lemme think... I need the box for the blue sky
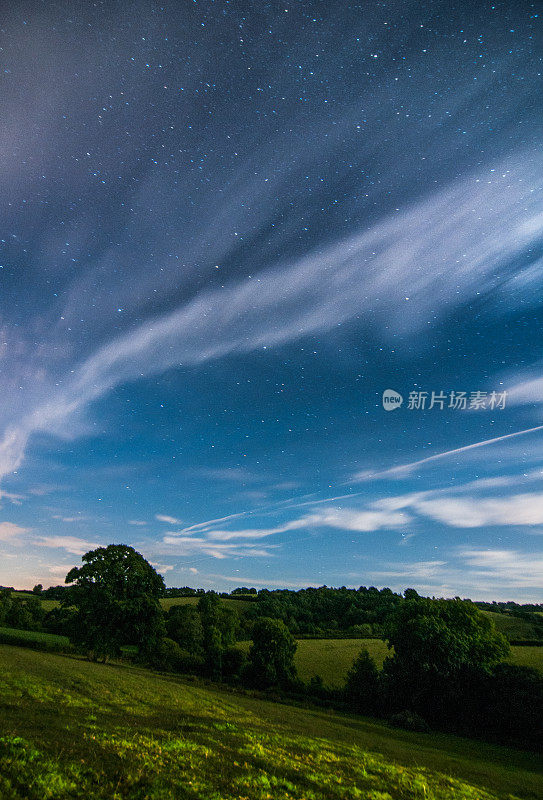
[0,0,542,599]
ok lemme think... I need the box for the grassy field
[239,638,543,688]
[11,592,59,612]
[0,627,70,650]
[509,646,543,673]
[159,596,253,614]
[294,638,390,683]
[159,596,200,611]
[480,610,539,640]
[1,646,542,800]
[238,638,391,686]
[7,593,251,614]
[290,640,543,687]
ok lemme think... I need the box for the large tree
[197,591,239,678]
[64,544,166,661]
[248,617,297,689]
[383,596,509,723]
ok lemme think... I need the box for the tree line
[2,544,542,750]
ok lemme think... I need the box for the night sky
[1,1,542,599]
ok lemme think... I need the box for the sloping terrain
[1,646,542,799]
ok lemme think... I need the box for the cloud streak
[0,151,541,484]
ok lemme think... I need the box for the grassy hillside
[11,592,59,612]
[294,638,390,683]
[0,627,70,651]
[480,610,539,641]
[243,638,543,688]
[1,646,542,800]
[509,646,543,673]
[159,596,252,614]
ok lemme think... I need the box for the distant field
[159,596,252,613]
[9,592,253,614]
[11,592,59,612]
[159,596,199,610]
[510,646,543,674]
[296,639,541,684]
[294,638,390,686]
[0,626,70,650]
[1,645,542,800]
[237,639,543,687]
[480,610,538,640]
[238,638,390,686]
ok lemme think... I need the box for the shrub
[344,649,381,714]
[388,710,430,733]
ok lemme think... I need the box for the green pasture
[267,639,543,688]
[480,610,539,641]
[0,627,70,651]
[1,645,542,800]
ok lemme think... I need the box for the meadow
[1,645,542,800]
[11,592,59,613]
[0,627,71,652]
[479,610,540,641]
[237,637,543,686]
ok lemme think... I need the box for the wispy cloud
[149,561,174,574]
[160,506,410,560]
[0,522,30,543]
[36,536,100,556]
[351,424,543,482]
[457,548,543,589]
[0,491,24,505]
[155,514,182,525]
[173,506,409,541]
[161,536,276,559]
[47,564,77,579]
[413,492,543,528]
[0,152,540,485]
[507,375,543,408]
[371,548,543,595]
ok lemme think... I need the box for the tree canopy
[383,596,509,722]
[64,544,166,660]
[248,617,298,688]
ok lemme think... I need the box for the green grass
[239,638,391,687]
[0,627,70,651]
[509,646,543,674]
[159,596,200,611]
[0,646,541,800]
[160,596,253,614]
[294,638,390,685]
[480,610,538,641]
[10,592,59,612]
[290,639,543,686]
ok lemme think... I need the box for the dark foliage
[244,586,401,637]
[247,617,298,689]
[63,544,166,661]
[0,590,45,631]
[344,649,382,714]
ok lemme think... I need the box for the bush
[149,637,205,674]
[222,646,248,681]
[344,649,381,714]
[388,710,430,733]
[479,663,543,748]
